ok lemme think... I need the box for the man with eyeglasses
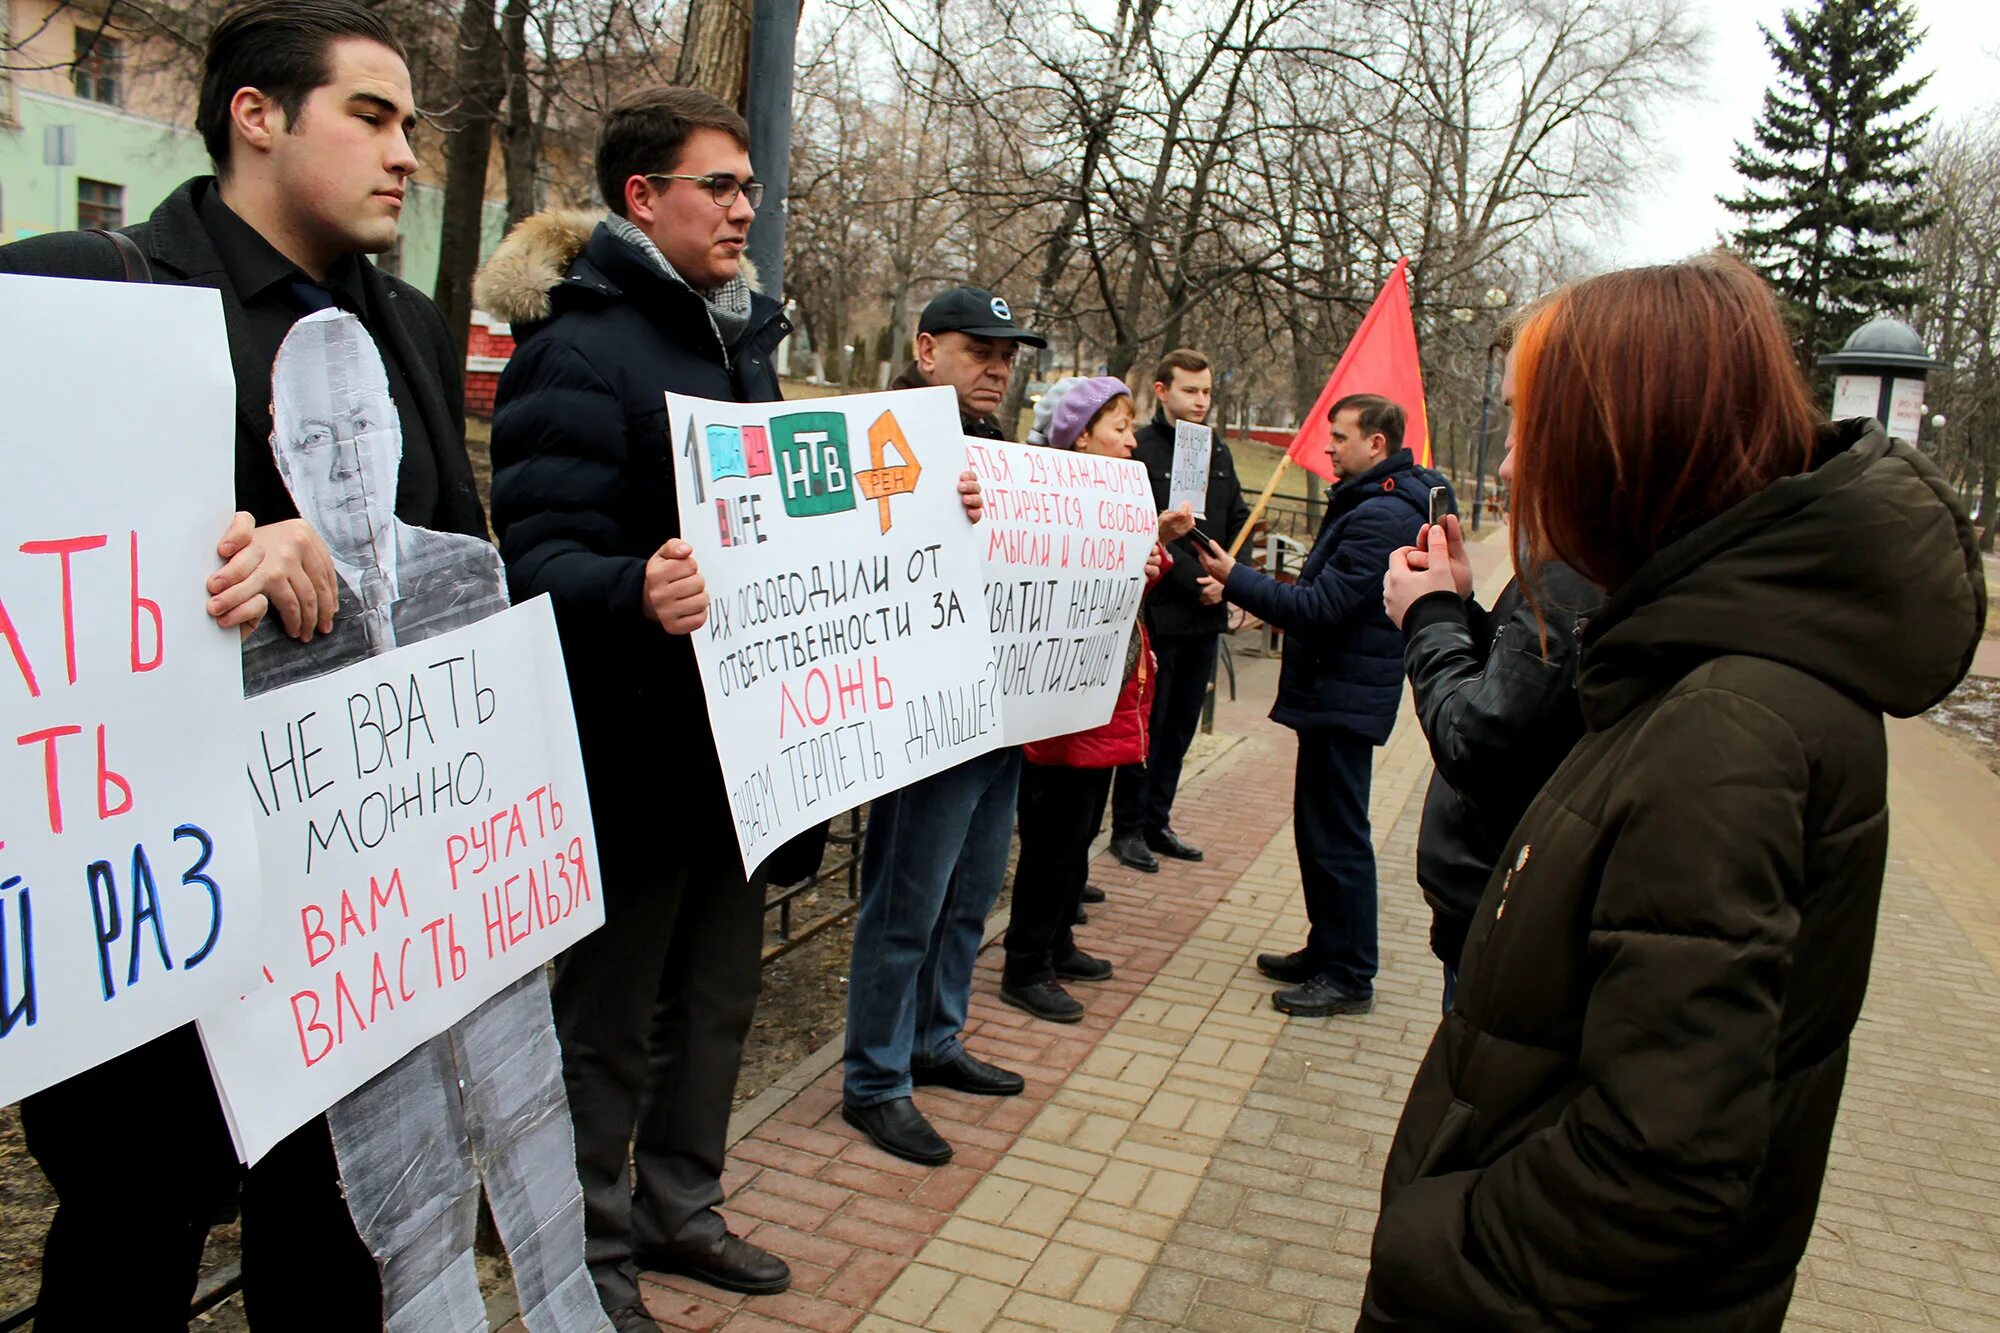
[475,86,791,1331]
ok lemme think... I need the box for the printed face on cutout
[272,311,401,574]
[1154,367,1212,426]
[918,331,1019,420]
[1078,397,1136,458]
[264,37,419,263]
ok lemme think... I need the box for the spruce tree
[1721,0,1934,365]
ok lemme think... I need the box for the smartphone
[1428,485,1450,526]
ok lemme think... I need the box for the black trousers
[1293,729,1379,995]
[550,841,764,1312]
[1112,631,1220,838]
[22,1024,381,1330]
[1005,762,1112,987]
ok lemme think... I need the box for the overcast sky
[1602,0,2000,268]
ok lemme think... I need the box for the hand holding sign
[1168,421,1213,518]
[644,537,709,634]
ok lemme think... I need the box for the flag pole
[1228,454,1293,558]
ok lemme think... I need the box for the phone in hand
[1428,485,1450,527]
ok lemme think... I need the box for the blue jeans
[844,746,1023,1107]
[1293,730,1378,996]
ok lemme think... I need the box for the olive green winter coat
[1359,422,1988,1331]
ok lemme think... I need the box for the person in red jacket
[1001,376,1191,1022]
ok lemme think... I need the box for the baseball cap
[917,287,1049,348]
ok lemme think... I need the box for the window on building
[73,29,124,106]
[77,179,124,231]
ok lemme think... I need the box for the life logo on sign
[688,408,923,547]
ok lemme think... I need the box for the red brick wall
[465,315,516,421]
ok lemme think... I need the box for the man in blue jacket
[1196,395,1444,1017]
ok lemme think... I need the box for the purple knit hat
[1046,375,1132,449]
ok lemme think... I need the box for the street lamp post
[1471,343,1498,532]
[1468,286,1510,532]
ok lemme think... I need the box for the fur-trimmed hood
[472,208,762,326]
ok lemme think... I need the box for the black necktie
[284,278,346,315]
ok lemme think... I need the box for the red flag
[1286,258,1431,479]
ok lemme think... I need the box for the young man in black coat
[1109,348,1251,872]
[479,92,989,1329]
[477,87,792,1331]
[0,1,482,1325]
[1196,396,1447,1018]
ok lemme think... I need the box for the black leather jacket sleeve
[1402,566,1595,821]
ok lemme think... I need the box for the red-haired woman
[1360,254,1987,1331]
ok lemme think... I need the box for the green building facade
[1,87,505,294]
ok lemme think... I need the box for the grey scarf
[605,213,753,359]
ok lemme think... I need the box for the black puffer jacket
[1402,561,1601,971]
[1131,409,1251,638]
[1360,422,1987,1331]
[1224,449,1447,743]
[479,212,790,879]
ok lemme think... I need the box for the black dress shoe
[842,1096,953,1165]
[1109,834,1159,873]
[635,1231,792,1296]
[1081,883,1106,903]
[1273,974,1374,1017]
[1256,949,1321,985]
[1001,980,1085,1022]
[1054,949,1114,982]
[913,1050,1025,1096]
[609,1304,664,1332]
[1145,826,1204,861]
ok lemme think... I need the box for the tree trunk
[675,0,752,110]
[434,0,505,358]
[500,0,538,227]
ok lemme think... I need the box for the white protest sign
[968,439,1158,749]
[1168,421,1213,518]
[0,275,261,1107]
[198,597,602,1162]
[669,386,1001,875]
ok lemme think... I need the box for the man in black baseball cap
[891,286,1048,439]
[840,285,1045,1167]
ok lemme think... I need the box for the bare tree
[1911,113,2000,548]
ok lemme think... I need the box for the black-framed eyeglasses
[644,173,764,208]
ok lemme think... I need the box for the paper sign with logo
[670,386,1001,874]
[1169,421,1213,518]
[966,438,1159,748]
[0,274,262,1108]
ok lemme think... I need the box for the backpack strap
[89,228,152,283]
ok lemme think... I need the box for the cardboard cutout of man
[247,309,606,1332]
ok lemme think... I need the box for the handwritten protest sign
[671,386,1001,874]
[1169,421,1213,518]
[198,597,601,1162]
[0,275,262,1107]
[966,439,1159,748]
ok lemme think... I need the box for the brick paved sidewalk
[613,552,2000,1332]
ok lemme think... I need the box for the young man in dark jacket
[0,3,479,1325]
[1109,348,1251,872]
[478,88,794,1329]
[1383,378,1600,1007]
[1197,395,1445,1017]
